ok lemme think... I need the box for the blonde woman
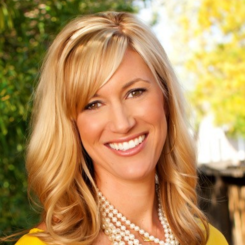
[13,12,227,245]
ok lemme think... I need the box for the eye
[127,88,146,98]
[84,101,102,110]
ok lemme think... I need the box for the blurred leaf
[0,0,140,242]
[179,0,245,136]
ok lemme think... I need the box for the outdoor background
[1,0,244,244]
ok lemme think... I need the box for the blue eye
[85,101,102,110]
[127,88,146,98]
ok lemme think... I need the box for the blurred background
[0,0,244,244]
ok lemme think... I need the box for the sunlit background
[1,1,244,244]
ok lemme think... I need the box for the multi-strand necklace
[97,187,179,245]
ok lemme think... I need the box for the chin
[115,166,156,181]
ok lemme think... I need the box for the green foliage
[0,0,137,241]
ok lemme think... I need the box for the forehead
[105,49,155,85]
[92,49,158,97]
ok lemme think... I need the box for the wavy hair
[26,11,209,245]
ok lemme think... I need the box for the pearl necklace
[97,187,179,245]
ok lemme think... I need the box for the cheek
[76,113,104,146]
[145,93,168,146]
[139,93,166,124]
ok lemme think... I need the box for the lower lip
[106,135,147,156]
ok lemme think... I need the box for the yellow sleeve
[15,228,47,245]
[206,224,229,245]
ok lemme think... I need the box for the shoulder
[15,228,47,245]
[206,224,229,245]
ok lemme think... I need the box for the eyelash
[127,88,146,98]
[84,88,147,110]
[84,101,102,110]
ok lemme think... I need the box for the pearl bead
[134,239,140,245]
[134,226,139,231]
[130,223,135,229]
[98,187,179,245]
[121,225,126,231]
[126,220,131,225]
[149,235,155,241]
[115,235,121,241]
[154,238,160,243]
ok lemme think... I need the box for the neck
[96,172,158,232]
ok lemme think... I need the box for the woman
[14,11,228,245]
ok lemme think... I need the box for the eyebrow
[122,78,150,90]
[92,78,150,98]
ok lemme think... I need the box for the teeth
[129,140,135,148]
[109,135,145,151]
[119,143,123,151]
[123,142,129,151]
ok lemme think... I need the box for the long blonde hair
[26,11,208,245]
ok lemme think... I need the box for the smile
[109,134,146,151]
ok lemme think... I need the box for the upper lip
[105,132,148,145]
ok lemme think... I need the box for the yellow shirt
[15,224,229,245]
[207,224,229,245]
[15,228,46,245]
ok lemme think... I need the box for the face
[76,49,167,184]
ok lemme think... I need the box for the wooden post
[228,185,245,245]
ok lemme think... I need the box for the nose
[108,103,136,133]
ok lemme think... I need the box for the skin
[76,49,168,244]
